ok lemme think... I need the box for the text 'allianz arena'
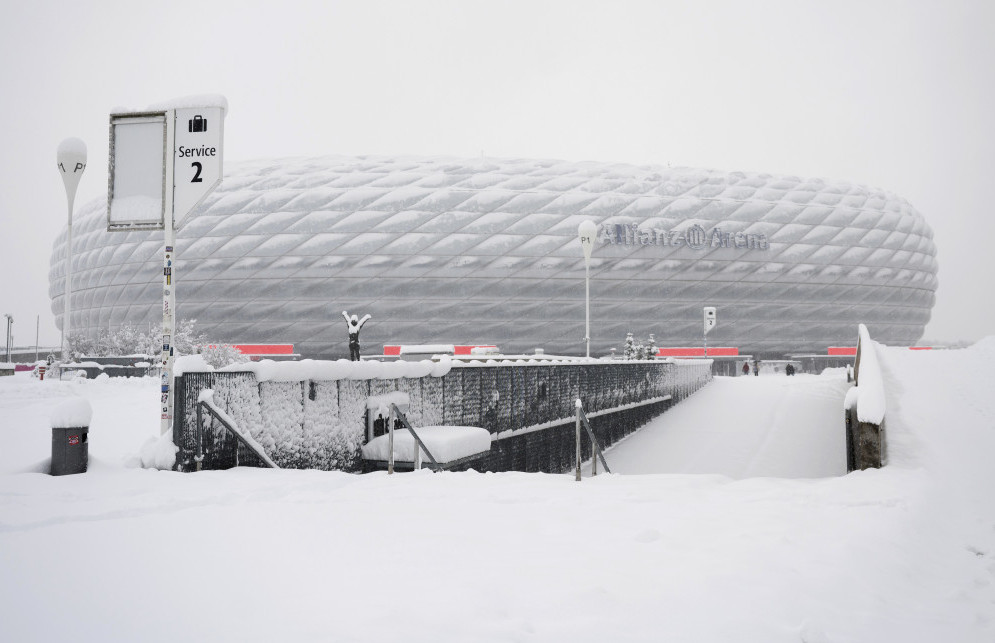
[49,155,938,358]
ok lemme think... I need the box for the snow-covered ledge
[174,356,453,381]
[845,324,887,470]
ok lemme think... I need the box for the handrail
[574,399,611,480]
[197,397,279,469]
[389,403,440,472]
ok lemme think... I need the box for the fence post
[388,403,395,475]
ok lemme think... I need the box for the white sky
[1,0,992,348]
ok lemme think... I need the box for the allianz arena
[49,155,938,358]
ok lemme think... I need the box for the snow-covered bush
[622,333,656,360]
[200,344,249,369]
[65,318,207,360]
[624,333,636,359]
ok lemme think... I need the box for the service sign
[107,106,224,231]
[107,113,167,230]
[172,106,224,228]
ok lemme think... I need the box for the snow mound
[139,429,178,471]
[50,397,92,428]
[173,354,213,376]
[361,426,491,464]
[216,358,446,382]
[146,94,229,113]
[854,324,886,424]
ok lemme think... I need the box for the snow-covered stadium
[48,156,938,358]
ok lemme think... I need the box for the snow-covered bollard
[50,397,92,476]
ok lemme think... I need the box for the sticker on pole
[173,106,224,228]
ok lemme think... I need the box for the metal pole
[160,113,177,436]
[63,198,72,362]
[4,315,10,363]
[35,315,39,363]
[585,260,591,359]
[388,405,395,475]
[57,138,85,364]
[575,402,582,481]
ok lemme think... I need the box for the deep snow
[604,373,849,478]
[1,340,994,642]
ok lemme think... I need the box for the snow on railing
[853,324,886,425]
[845,324,887,471]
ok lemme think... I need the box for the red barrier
[657,347,739,357]
[828,347,858,356]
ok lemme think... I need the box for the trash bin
[50,398,92,476]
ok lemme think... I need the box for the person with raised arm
[342,310,371,361]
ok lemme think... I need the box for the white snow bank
[139,429,178,471]
[173,354,213,376]
[854,324,886,424]
[214,357,448,381]
[146,94,229,114]
[50,397,92,428]
[361,426,491,464]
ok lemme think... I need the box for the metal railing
[388,403,440,473]
[196,393,279,470]
[574,399,611,480]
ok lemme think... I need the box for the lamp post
[56,139,87,362]
[578,220,597,358]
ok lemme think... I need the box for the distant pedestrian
[342,310,371,361]
[753,360,759,376]
[785,363,796,376]
[742,362,750,376]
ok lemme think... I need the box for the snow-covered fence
[171,358,712,473]
[844,324,887,470]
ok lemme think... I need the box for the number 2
[191,162,203,183]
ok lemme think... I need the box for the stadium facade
[49,155,938,358]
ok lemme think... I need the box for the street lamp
[56,138,87,362]
[578,220,597,358]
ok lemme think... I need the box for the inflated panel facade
[49,156,938,357]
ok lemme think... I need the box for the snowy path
[605,373,849,478]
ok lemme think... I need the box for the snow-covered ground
[605,373,849,478]
[2,341,995,642]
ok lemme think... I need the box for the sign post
[107,101,226,435]
[703,306,717,357]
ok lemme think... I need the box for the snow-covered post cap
[575,399,582,409]
[145,94,229,115]
[50,397,93,428]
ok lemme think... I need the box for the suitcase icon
[188,115,207,132]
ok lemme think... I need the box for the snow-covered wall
[172,359,712,472]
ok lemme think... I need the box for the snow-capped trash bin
[50,398,92,476]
